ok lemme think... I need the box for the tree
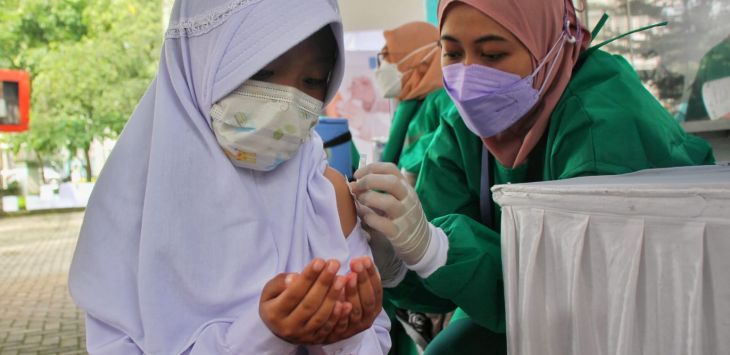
[0,0,162,181]
[0,0,88,70]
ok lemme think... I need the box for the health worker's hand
[350,163,433,266]
[362,224,407,288]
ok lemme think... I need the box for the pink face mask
[443,24,577,138]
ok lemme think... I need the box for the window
[584,0,730,121]
[0,70,31,132]
[0,81,20,125]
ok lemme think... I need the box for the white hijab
[69,1,388,354]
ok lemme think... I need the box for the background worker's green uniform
[350,143,360,175]
[381,88,452,173]
[686,36,730,120]
[379,87,453,355]
[387,49,715,355]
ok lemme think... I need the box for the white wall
[161,1,426,34]
[338,0,426,32]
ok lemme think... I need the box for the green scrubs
[390,49,715,355]
[686,36,730,121]
[350,143,360,175]
[381,88,453,173]
[380,88,452,355]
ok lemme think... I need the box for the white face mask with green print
[210,80,324,171]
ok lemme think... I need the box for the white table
[493,165,730,355]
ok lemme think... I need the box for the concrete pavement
[0,212,86,354]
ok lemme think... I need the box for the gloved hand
[361,224,407,288]
[350,163,432,266]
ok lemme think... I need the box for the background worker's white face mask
[210,80,324,171]
[374,59,405,98]
[374,43,438,99]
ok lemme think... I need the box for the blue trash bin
[315,118,354,180]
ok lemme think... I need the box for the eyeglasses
[376,51,407,67]
[376,42,439,67]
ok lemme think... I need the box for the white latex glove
[350,163,432,266]
[362,225,408,288]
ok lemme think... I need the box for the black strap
[479,146,493,228]
[323,131,352,149]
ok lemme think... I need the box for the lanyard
[479,146,494,228]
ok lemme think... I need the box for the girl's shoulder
[324,166,357,238]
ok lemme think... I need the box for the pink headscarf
[439,0,591,168]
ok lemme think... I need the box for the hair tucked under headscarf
[439,0,591,168]
[383,21,443,101]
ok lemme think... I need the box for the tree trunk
[83,146,92,182]
[37,151,47,184]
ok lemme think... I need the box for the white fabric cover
[493,165,730,355]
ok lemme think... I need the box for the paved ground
[0,212,87,355]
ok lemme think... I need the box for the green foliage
[0,181,21,196]
[0,0,88,70]
[0,0,162,174]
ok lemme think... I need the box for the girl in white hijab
[68,0,390,354]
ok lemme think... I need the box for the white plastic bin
[493,165,730,355]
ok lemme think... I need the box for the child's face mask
[210,80,324,171]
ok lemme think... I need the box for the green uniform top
[350,143,360,175]
[378,89,453,355]
[686,36,730,121]
[380,88,452,173]
[387,49,715,334]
